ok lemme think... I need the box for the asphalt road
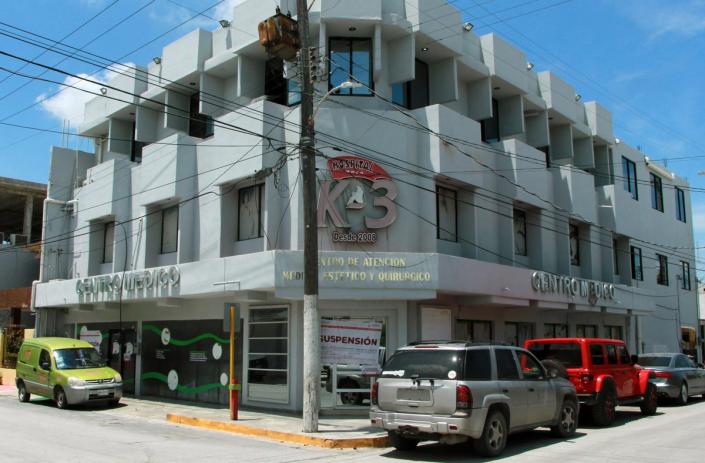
[2,394,705,462]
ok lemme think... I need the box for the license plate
[397,388,431,401]
[96,389,110,396]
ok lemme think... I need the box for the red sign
[327,155,391,181]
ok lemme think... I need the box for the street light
[313,80,363,117]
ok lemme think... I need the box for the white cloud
[213,0,247,23]
[618,0,705,39]
[36,63,134,127]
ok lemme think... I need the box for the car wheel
[676,382,688,406]
[55,387,69,410]
[551,399,578,437]
[473,410,508,457]
[640,383,658,415]
[338,380,364,406]
[109,399,121,407]
[388,431,419,451]
[17,381,30,403]
[591,385,616,426]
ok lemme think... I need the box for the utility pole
[297,0,320,433]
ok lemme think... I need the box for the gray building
[34,0,698,410]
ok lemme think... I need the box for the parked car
[15,337,123,409]
[637,353,705,404]
[370,341,578,457]
[526,338,657,426]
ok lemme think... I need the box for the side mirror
[698,363,705,369]
[630,354,639,365]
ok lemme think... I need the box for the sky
[0,0,703,273]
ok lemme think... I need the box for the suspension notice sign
[320,319,383,366]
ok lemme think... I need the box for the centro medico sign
[75,266,180,295]
[531,271,615,304]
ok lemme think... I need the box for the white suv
[370,342,578,457]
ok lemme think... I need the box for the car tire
[388,431,419,451]
[591,384,616,426]
[338,380,364,406]
[17,381,30,403]
[55,387,69,410]
[640,383,658,415]
[551,399,578,437]
[675,382,688,406]
[473,410,508,457]
[110,399,121,407]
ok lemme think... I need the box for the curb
[166,414,389,449]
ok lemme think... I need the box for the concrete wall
[0,248,38,290]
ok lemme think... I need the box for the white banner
[320,319,383,366]
[80,329,103,352]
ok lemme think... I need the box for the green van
[15,337,122,408]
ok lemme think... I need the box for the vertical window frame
[630,246,643,281]
[676,187,687,222]
[513,209,527,257]
[650,173,663,212]
[237,184,265,241]
[436,186,458,242]
[103,221,115,264]
[327,37,373,96]
[160,205,179,255]
[569,224,580,266]
[622,157,638,200]
[656,254,669,286]
[681,261,691,290]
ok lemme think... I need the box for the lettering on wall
[75,266,180,295]
[530,271,616,304]
[281,255,432,284]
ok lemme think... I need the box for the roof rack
[407,340,510,347]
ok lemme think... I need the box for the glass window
[328,38,372,95]
[160,205,178,254]
[590,344,605,365]
[630,246,643,281]
[381,350,464,380]
[53,348,105,370]
[130,121,146,163]
[605,325,623,340]
[543,323,567,338]
[103,221,115,264]
[38,349,51,370]
[481,98,500,143]
[513,209,527,256]
[457,320,493,343]
[606,344,617,364]
[622,157,638,200]
[437,186,457,242]
[391,81,407,107]
[638,355,672,367]
[188,92,214,139]
[569,224,580,266]
[505,322,533,347]
[464,349,492,380]
[676,187,687,222]
[248,307,288,402]
[576,324,597,338]
[516,351,544,380]
[657,254,669,286]
[495,349,519,380]
[650,173,663,212]
[391,60,430,109]
[238,184,264,241]
[681,261,691,290]
[675,355,692,368]
[617,345,630,364]
[529,342,582,368]
[613,239,619,275]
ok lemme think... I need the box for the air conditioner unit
[10,234,28,246]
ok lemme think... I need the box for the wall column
[23,195,33,242]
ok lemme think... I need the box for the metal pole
[229,304,239,420]
[297,0,320,433]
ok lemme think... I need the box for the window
[130,121,146,163]
[681,261,691,290]
[328,38,372,95]
[505,322,533,347]
[238,184,264,241]
[604,325,623,340]
[188,92,214,138]
[606,344,617,364]
[481,98,500,143]
[630,246,643,281]
[103,221,115,264]
[495,349,519,380]
[516,351,544,380]
[622,157,638,200]
[513,209,527,256]
[38,349,51,370]
[589,344,605,365]
[457,320,493,343]
[538,145,550,168]
[529,342,582,368]
[650,173,663,212]
[391,60,430,110]
[464,349,492,380]
[617,345,631,364]
[436,186,457,241]
[675,355,692,369]
[160,205,179,254]
[248,307,289,402]
[657,254,669,286]
[264,58,301,106]
[676,187,687,222]
[382,350,464,380]
[569,224,580,266]
[543,323,567,338]
[576,324,597,338]
[613,239,619,275]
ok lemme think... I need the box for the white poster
[421,307,452,341]
[80,329,103,352]
[320,319,383,366]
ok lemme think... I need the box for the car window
[617,345,630,364]
[516,351,544,380]
[495,349,520,380]
[464,348,492,380]
[638,356,672,367]
[606,345,617,364]
[381,350,464,380]
[675,356,691,368]
[590,344,605,365]
[38,349,51,370]
[528,342,582,368]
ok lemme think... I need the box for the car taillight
[580,373,594,385]
[654,371,672,379]
[456,385,472,410]
[371,381,379,405]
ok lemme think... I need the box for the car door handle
[33,367,37,372]
[502,389,509,393]
[528,388,535,392]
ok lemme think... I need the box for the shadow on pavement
[577,408,664,429]
[25,397,126,411]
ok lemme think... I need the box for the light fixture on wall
[463,22,474,32]
[219,19,231,28]
[99,87,107,95]
[526,62,534,71]
[422,46,429,52]
[153,57,162,64]
[575,94,582,102]
[615,137,621,144]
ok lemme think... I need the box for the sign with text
[320,319,383,366]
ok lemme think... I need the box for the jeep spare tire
[542,359,568,379]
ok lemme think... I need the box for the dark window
[576,324,597,338]
[622,157,638,200]
[630,246,643,281]
[53,348,106,369]
[657,254,669,286]
[391,59,430,110]
[457,320,493,342]
[528,342,582,368]
[605,326,623,340]
[481,98,500,143]
[264,58,301,106]
[160,205,179,254]
[543,323,567,338]
[516,351,544,380]
[436,186,457,241]
[103,221,115,264]
[464,349,492,380]
[188,93,214,138]
[650,173,663,212]
[676,187,687,222]
[681,261,691,290]
[675,355,691,369]
[617,345,630,364]
[381,350,464,380]
[638,356,672,367]
[606,344,617,364]
[38,349,51,370]
[590,344,605,365]
[538,146,550,168]
[613,239,619,275]
[130,121,146,163]
[238,184,264,241]
[514,209,527,256]
[569,224,580,266]
[328,38,372,95]
[505,322,533,347]
[495,349,519,380]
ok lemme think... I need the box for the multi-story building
[33,0,697,410]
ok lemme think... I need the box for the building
[33,0,698,410]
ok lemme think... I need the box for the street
[2,395,705,462]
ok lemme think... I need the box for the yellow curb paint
[165,414,389,449]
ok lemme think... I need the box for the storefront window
[543,323,567,338]
[576,324,597,338]
[505,322,533,346]
[604,325,623,340]
[247,307,288,403]
[456,320,493,343]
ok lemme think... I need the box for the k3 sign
[317,155,397,243]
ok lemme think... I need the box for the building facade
[34,0,698,410]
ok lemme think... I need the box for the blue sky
[0,0,703,272]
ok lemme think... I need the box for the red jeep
[525,338,657,426]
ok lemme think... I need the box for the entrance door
[108,329,137,394]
